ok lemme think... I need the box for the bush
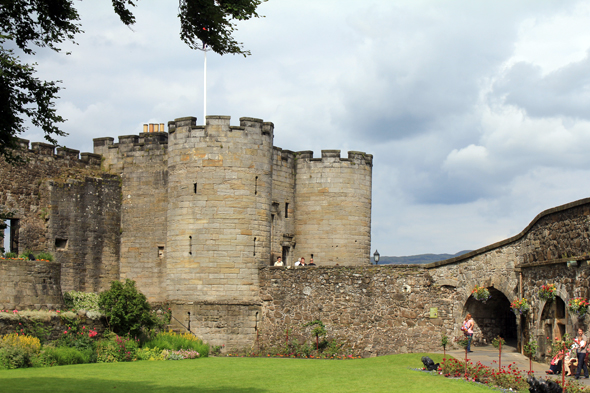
[0,333,41,369]
[63,291,100,312]
[18,249,34,259]
[99,279,156,337]
[4,252,17,258]
[96,332,139,363]
[34,346,87,366]
[136,347,166,361]
[36,251,53,261]
[143,331,209,357]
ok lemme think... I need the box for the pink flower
[13,309,18,314]
[64,331,68,334]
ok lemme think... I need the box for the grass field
[0,353,493,393]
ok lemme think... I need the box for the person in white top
[574,327,588,379]
[274,257,284,267]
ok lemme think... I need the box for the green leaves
[98,279,155,337]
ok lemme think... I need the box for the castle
[3,115,590,357]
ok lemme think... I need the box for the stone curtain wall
[519,201,590,264]
[0,140,103,254]
[48,177,121,293]
[258,266,457,357]
[0,259,63,310]
[94,132,169,303]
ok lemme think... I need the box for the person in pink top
[461,313,474,352]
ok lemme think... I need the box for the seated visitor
[300,257,306,266]
[546,350,564,374]
[308,258,316,266]
[294,258,302,266]
[565,348,578,376]
[274,257,284,267]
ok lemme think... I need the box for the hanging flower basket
[539,284,556,301]
[471,286,491,303]
[510,298,530,315]
[568,297,589,317]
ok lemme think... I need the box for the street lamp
[373,250,380,265]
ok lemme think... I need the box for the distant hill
[374,250,472,265]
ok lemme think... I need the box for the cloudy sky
[13,0,590,256]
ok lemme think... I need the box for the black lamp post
[373,250,380,265]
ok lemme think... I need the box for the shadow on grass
[1,377,268,393]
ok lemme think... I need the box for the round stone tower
[294,150,373,266]
[165,116,274,303]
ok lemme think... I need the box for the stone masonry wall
[94,132,169,303]
[270,147,296,266]
[259,266,457,357]
[48,176,121,293]
[0,259,63,310]
[0,140,103,255]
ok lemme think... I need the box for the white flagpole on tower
[204,44,207,125]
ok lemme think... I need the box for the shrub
[99,279,156,337]
[4,252,17,259]
[0,333,41,369]
[18,249,34,259]
[36,251,53,261]
[34,346,86,366]
[143,331,209,357]
[63,291,100,312]
[96,332,139,363]
[136,347,166,361]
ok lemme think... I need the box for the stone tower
[165,116,274,303]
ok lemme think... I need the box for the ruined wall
[0,140,103,254]
[259,266,456,356]
[48,176,121,293]
[0,259,63,310]
[270,148,296,266]
[294,151,373,266]
[94,132,168,302]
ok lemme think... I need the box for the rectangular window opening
[55,238,68,250]
[9,219,19,254]
[194,183,197,194]
[253,237,257,256]
[285,203,289,218]
[189,236,193,255]
[255,176,258,195]
[158,246,164,258]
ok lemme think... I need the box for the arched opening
[539,297,567,358]
[464,287,517,346]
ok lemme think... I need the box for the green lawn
[0,353,493,393]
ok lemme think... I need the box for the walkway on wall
[444,344,590,387]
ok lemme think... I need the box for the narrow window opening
[187,311,191,332]
[9,219,19,254]
[189,236,193,255]
[158,246,164,258]
[255,176,258,195]
[311,253,314,259]
[194,183,197,194]
[285,203,289,218]
[55,238,68,250]
[253,237,257,256]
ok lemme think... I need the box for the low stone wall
[0,310,107,341]
[0,259,64,310]
[258,266,458,357]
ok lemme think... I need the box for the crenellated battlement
[295,149,373,167]
[15,138,101,166]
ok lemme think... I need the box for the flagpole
[204,44,207,125]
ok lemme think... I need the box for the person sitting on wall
[294,258,303,267]
[546,349,564,374]
[300,257,306,266]
[274,257,284,267]
[308,258,316,266]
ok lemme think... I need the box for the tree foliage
[0,0,265,163]
[98,279,155,337]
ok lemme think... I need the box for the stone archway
[464,287,517,345]
[538,297,567,358]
